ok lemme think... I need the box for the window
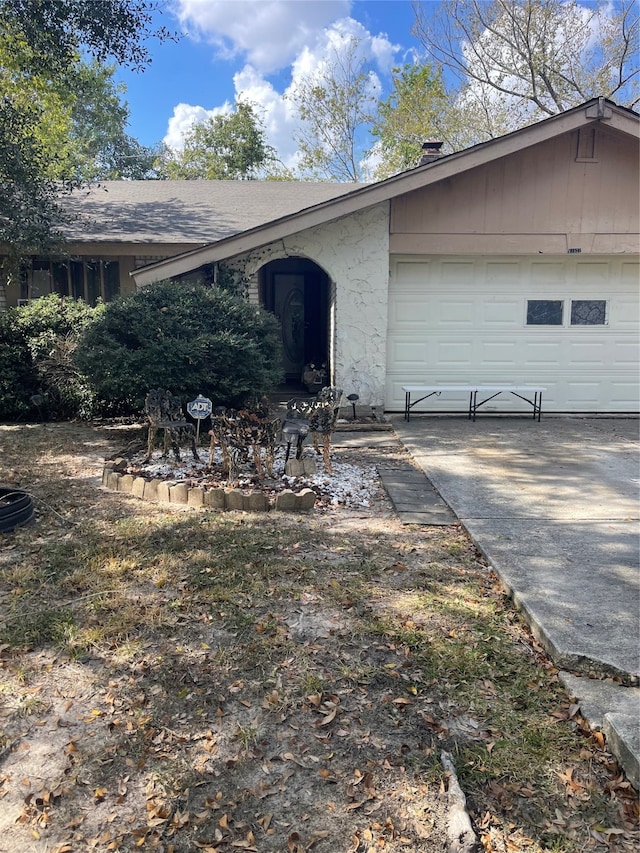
[103,261,120,302]
[24,257,120,306]
[526,300,563,325]
[52,261,70,296]
[571,300,607,326]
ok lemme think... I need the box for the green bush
[13,295,97,419]
[75,281,283,414]
[0,310,39,421]
[0,295,97,421]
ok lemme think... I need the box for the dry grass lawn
[0,421,637,853]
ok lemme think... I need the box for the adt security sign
[187,395,213,419]
[187,395,213,441]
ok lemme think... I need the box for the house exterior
[131,98,640,415]
[3,98,638,414]
[0,180,360,309]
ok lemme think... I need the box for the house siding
[390,125,639,256]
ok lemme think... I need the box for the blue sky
[116,1,425,165]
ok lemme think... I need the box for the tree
[289,38,379,182]
[1,0,172,76]
[412,0,639,141]
[162,102,274,180]
[371,63,448,178]
[66,61,162,181]
[75,281,283,414]
[0,0,171,267]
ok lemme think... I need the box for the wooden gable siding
[390,126,639,255]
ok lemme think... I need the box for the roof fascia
[132,101,638,286]
[606,108,640,137]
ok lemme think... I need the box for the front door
[260,259,330,387]
[274,273,305,380]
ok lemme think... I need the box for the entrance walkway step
[378,464,457,526]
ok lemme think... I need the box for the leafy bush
[0,295,97,421]
[0,310,39,421]
[75,281,283,414]
[13,295,98,419]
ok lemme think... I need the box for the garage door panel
[481,300,521,326]
[436,340,474,365]
[620,262,640,283]
[609,382,640,406]
[530,261,567,282]
[395,260,432,285]
[575,262,610,283]
[486,261,521,283]
[390,296,432,325]
[522,340,564,365]
[440,262,475,283]
[567,341,608,365]
[438,300,474,325]
[609,298,640,327]
[480,341,519,365]
[564,381,605,407]
[612,340,640,364]
[389,339,430,369]
[386,255,639,413]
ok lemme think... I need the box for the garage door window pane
[571,300,606,325]
[527,300,563,325]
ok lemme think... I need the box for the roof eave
[131,99,638,287]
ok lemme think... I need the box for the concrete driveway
[392,415,640,786]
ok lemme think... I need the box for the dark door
[261,259,329,385]
[274,273,305,379]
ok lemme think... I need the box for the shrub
[75,281,283,414]
[0,295,97,421]
[13,295,98,419]
[0,310,38,421]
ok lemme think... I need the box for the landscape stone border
[101,461,317,512]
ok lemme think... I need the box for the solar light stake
[347,393,359,420]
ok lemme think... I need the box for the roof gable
[391,121,639,245]
[131,98,639,285]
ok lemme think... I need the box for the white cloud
[232,64,301,165]
[173,0,351,73]
[164,14,400,171]
[164,101,232,150]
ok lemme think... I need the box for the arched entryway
[259,258,330,389]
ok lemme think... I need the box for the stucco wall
[232,202,390,406]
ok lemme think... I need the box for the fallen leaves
[1,423,638,853]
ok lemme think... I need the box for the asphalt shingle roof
[61,180,363,244]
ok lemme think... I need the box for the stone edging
[101,462,316,512]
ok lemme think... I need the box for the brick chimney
[418,140,443,166]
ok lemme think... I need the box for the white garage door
[386,256,640,413]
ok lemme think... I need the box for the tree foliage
[75,281,284,414]
[412,0,639,142]
[372,63,448,178]
[1,0,171,76]
[0,0,171,265]
[161,102,275,180]
[290,38,378,181]
[0,95,68,265]
[66,61,162,181]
